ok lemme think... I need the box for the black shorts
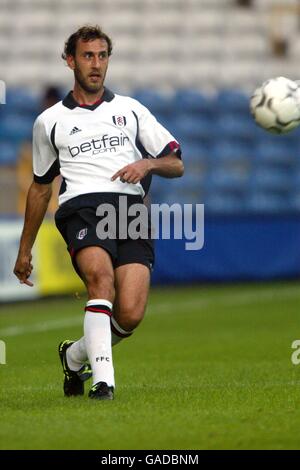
[55,192,154,275]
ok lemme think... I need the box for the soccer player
[13,26,183,400]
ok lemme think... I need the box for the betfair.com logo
[0,80,6,104]
[68,133,130,158]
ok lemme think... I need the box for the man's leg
[66,263,150,384]
[111,263,150,346]
[74,246,115,396]
[68,262,150,353]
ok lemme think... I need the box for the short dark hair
[62,25,113,60]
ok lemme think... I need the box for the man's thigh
[113,263,151,324]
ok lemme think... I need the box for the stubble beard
[74,66,105,95]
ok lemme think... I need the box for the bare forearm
[18,181,52,254]
[148,153,184,178]
[111,152,184,184]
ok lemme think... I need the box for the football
[250,76,300,134]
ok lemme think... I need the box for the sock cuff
[110,316,133,338]
[85,299,112,316]
[86,299,113,309]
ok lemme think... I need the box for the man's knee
[84,268,113,286]
[115,302,146,331]
[84,268,115,298]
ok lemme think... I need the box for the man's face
[67,38,109,94]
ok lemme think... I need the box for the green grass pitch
[0,281,300,450]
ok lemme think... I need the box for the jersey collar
[62,87,115,110]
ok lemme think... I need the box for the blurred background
[1,0,300,301]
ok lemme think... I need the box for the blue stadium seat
[215,89,249,114]
[180,141,208,164]
[158,173,203,192]
[6,88,39,114]
[0,141,20,165]
[171,115,212,143]
[204,193,245,214]
[210,139,255,164]
[0,114,33,141]
[253,124,300,144]
[133,90,172,117]
[151,173,204,205]
[151,175,170,194]
[292,168,300,188]
[214,113,257,141]
[154,113,173,130]
[207,168,249,193]
[289,192,300,212]
[175,173,203,189]
[250,168,292,193]
[246,192,291,213]
[159,189,204,205]
[173,90,214,116]
[255,141,295,167]
[151,177,179,203]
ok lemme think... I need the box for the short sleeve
[32,116,60,184]
[133,101,181,159]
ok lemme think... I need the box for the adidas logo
[69,126,82,135]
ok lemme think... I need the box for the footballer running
[14,25,184,400]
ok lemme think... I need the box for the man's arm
[147,153,184,178]
[111,152,184,184]
[14,181,52,286]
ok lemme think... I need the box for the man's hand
[111,160,152,184]
[112,153,184,184]
[13,181,52,288]
[14,252,34,287]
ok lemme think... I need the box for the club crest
[77,228,88,240]
[112,115,127,127]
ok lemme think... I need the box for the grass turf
[0,281,300,450]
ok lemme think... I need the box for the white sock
[66,316,133,372]
[66,337,88,372]
[84,299,115,388]
[110,316,133,346]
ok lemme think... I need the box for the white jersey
[33,88,181,206]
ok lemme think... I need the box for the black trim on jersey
[59,177,67,195]
[51,124,66,194]
[50,123,59,157]
[132,110,153,158]
[62,87,115,111]
[141,173,152,196]
[34,159,60,184]
[132,110,153,195]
